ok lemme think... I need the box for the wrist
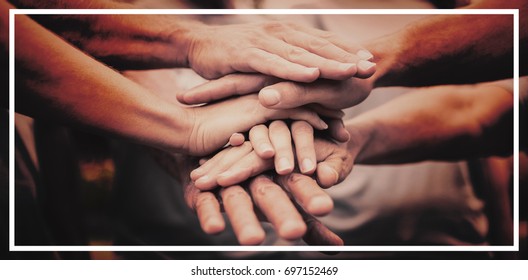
[165,104,195,154]
[167,19,208,68]
[364,29,410,88]
[132,99,194,154]
[345,118,375,164]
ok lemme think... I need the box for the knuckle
[236,48,259,68]
[302,110,318,122]
[318,30,337,40]
[222,188,248,203]
[263,21,286,32]
[308,37,331,51]
[195,193,217,210]
[283,82,303,97]
[254,181,279,197]
[292,121,313,135]
[287,172,308,186]
[224,77,240,94]
[340,53,358,63]
[284,21,299,28]
[269,119,287,130]
[263,54,282,64]
[286,47,307,60]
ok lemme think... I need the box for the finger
[249,175,306,240]
[178,74,278,105]
[195,191,225,235]
[308,104,345,119]
[291,121,316,174]
[356,60,376,78]
[356,49,374,61]
[249,124,275,159]
[229,133,245,147]
[316,161,344,189]
[217,151,274,187]
[261,38,357,80]
[287,24,376,80]
[269,121,294,175]
[277,173,333,217]
[194,142,253,190]
[288,23,368,60]
[302,213,344,246]
[220,185,265,245]
[327,118,350,143]
[268,107,328,131]
[191,148,231,181]
[236,48,320,83]
[283,30,359,62]
[260,81,336,110]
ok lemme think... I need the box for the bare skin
[193,82,513,194]
[178,0,525,110]
[6,4,335,156]
[9,0,369,81]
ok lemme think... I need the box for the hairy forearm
[12,9,191,153]
[347,83,513,164]
[366,0,526,88]
[10,0,200,70]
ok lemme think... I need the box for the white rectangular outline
[9,8,519,252]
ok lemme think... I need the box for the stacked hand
[186,121,357,245]
[185,21,375,82]
[178,21,376,245]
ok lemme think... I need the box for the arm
[180,1,525,111]
[10,5,190,154]
[11,0,196,70]
[8,4,328,156]
[10,0,366,81]
[198,82,513,190]
[367,0,527,87]
[348,82,513,164]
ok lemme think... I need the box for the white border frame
[9,9,520,252]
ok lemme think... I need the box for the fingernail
[339,63,356,72]
[319,119,329,130]
[259,143,275,158]
[195,175,211,188]
[301,158,315,174]
[306,67,319,76]
[190,168,203,180]
[358,60,376,72]
[259,88,281,106]
[330,168,339,184]
[357,50,373,60]
[277,157,292,174]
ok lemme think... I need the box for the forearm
[13,10,191,153]
[10,0,200,70]
[347,83,513,164]
[366,0,526,87]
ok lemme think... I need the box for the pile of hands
[176,21,377,245]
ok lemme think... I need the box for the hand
[191,121,354,191]
[186,21,374,82]
[184,94,330,156]
[183,174,343,246]
[178,73,373,110]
